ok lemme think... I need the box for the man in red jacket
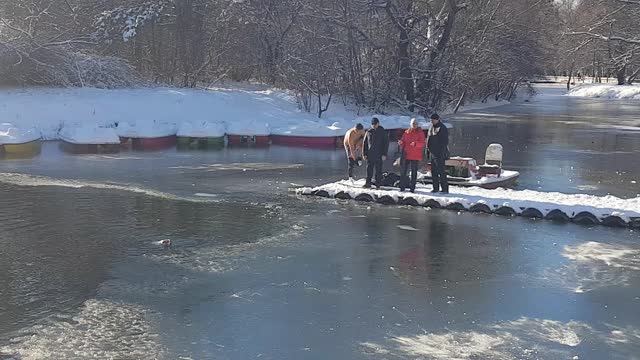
[398,118,426,192]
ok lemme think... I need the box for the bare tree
[566,0,640,84]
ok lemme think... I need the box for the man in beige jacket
[343,123,365,180]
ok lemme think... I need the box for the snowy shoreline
[567,84,640,100]
[0,86,503,142]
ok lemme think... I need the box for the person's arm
[363,132,369,158]
[383,131,390,159]
[442,125,449,148]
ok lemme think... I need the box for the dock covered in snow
[297,180,640,228]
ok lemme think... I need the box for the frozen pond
[1,87,639,359]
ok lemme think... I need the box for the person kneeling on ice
[398,118,426,193]
[427,113,449,194]
[363,117,389,189]
[343,123,366,181]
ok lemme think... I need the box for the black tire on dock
[423,199,442,209]
[446,202,466,211]
[520,208,544,219]
[602,215,627,228]
[399,197,419,206]
[469,203,492,214]
[572,211,600,226]
[545,209,570,223]
[630,218,640,229]
[494,206,517,217]
[315,190,331,198]
[335,191,352,200]
[354,193,375,202]
[376,195,396,205]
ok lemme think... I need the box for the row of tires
[307,189,639,228]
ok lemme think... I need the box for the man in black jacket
[363,117,389,189]
[427,113,449,193]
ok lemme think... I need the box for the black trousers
[401,160,419,191]
[345,146,357,178]
[348,157,358,178]
[366,158,383,186]
[431,155,449,192]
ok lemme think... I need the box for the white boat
[418,144,520,189]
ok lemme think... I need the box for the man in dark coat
[363,117,389,189]
[427,113,449,193]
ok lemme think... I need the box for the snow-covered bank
[0,87,430,141]
[297,179,640,226]
[59,124,119,145]
[177,121,226,138]
[0,123,40,145]
[567,84,640,100]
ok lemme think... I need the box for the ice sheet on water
[147,224,306,274]
[360,317,639,360]
[0,299,166,359]
[194,193,219,198]
[169,163,304,172]
[397,225,420,231]
[542,241,640,293]
[0,172,220,204]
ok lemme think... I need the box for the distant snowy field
[0,85,504,141]
[567,84,640,100]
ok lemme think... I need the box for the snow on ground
[226,119,271,136]
[299,179,640,222]
[116,120,177,138]
[177,120,226,138]
[0,86,463,141]
[271,119,342,137]
[0,122,41,144]
[567,84,640,100]
[59,124,120,144]
[0,86,414,141]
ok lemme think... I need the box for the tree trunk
[318,91,332,118]
[453,89,466,113]
[416,0,461,110]
[628,67,640,85]
[567,62,574,91]
[616,66,626,85]
[398,25,415,111]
